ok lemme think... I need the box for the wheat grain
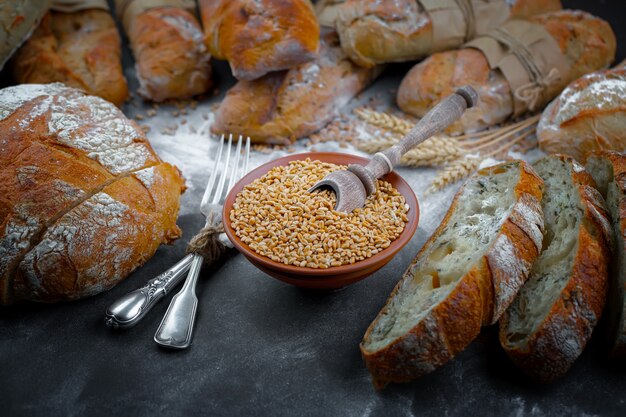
[428,157,481,193]
[354,108,414,135]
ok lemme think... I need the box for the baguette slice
[500,155,612,382]
[361,161,544,388]
[585,151,626,359]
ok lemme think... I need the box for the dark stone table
[2,1,625,416]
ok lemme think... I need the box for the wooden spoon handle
[348,86,478,195]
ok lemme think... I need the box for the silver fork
[154,134,250,349]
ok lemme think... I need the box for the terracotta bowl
[223,152,419,289]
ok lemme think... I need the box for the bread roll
[0,84,185,304]
[397,10,616,135]
[335,0,562,68]
[10,9,128,107]
[361,161,544,388]
[211,32,380,145]
[0,0,51,70]
[538,68,626,161]
[200,0,319,81]
[500,155,611,382]
[122,4,211,102]
[585,151,626,360]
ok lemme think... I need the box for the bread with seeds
[0,84,185,304]
[361,160,544,388]
[500,155,612,382]
[585,151,626,359]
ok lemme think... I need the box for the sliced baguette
[585,151,626,359]
[361,161,544,388]
[500,155,612,382]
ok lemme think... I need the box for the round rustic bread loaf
[538,67,626,161]
[0,83,185,304]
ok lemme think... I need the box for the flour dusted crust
[500,155,612,382]
[585,151,626,360]
[538,68,626,161]
[0,84,185,304]
[361,161,544,388]
[397,10,617,134]
[128,7,211,102]
[211,31,381,145]
[200,0,319,81]
[335,0,562,68]
[10,9,128,106]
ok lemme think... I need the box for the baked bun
[0,84,185,304]
[538,68,626,161]
[10,9,128,107]
[212,31,380,145]
[200,0,320,81]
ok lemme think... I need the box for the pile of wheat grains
[230,159,409,268]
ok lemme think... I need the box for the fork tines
[201,134,251,210]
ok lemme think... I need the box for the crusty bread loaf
[10,9,128,107]
[500,155,612,382]
[585,151,626,360]
[0,0,51,70]
[126,6,211,102]
[0,83,185,304]
[538,68,626,161]
[200,0,319,81]
[361,161,544,388]
[211,31,380,145]
[335,0,561,68]
[397,10,616,135]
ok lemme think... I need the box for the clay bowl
[223,152,419,289]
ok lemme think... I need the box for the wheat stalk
[428,157,481,193]
[355,134,463,167]
[354,108,414,135]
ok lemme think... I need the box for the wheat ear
[428,157,481,193]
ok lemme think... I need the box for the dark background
[2,1,626,416]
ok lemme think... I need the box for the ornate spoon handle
[104,254,194,329]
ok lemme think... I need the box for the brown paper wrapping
[50,0,109,12]
[466,19,570,115]
[114,0,195,33]
[421,0,510,52]
[0,0,51,70]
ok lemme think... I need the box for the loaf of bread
[10,9,128,106]
[200,0,319,81]
[361,161,544,388]
[500,155,611,382]
[397,10,616,135]
[211,32,380,145]
[0,0,51,70]
[586,151,626,360]
[119,2,211,102]
[334,0,562,68]
[0,83,185,304]
[538,68,626,161]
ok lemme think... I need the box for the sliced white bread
[500,155,612,382]
[361,161,544,388]
[586,151,626,359]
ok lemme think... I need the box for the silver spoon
[309,86,478,212]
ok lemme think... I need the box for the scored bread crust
[500,155,612,382]
[361,161,544,388]
[211,31,380,145]
[10,9,128,107]
[128,7,211,102]
[0,84,185,304]
[200,0,319,81]
[585,151,626,359]
[538,68,626,162]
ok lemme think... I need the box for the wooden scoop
[309,86,478,212]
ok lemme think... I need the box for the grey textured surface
[2,1,626,416]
